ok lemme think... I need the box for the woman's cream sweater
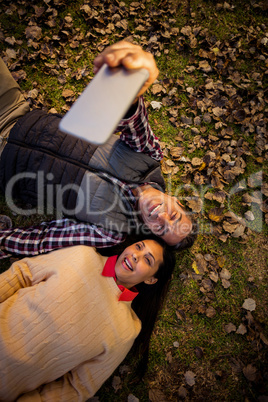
[0,245,141,401]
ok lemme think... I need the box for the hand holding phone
[59,64,149,145]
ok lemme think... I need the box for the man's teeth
[124,258,133,271]
[149,204,162,216]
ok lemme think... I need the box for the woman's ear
[144,277,158,285]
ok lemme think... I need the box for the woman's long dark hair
[97,234,176,377]
[130,235,176,377]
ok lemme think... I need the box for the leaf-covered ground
[0,0,267,401]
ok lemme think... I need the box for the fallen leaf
[208,207,224,222]
[223,221,239,233]
[128,394,139,402]
[221,278,231,289]
[191,157,203,166]
[186,197,203,213]
[184,370,196,386]
[260,332,268,346]
[242,298,256,311]
[25,25,42,40]
[112,375,121,392]
[176,309,186,321]
[149,388,168,402]
[224,323,236,333]
[231,224,245,238]
[243,364,257,382]
[6,48,17,59]
[199,60,212,73]
[209,271,219,282]
[220,268,231,280]
[150,101,162,110]
[206,306,216,318]
[229,357,243,374]
[178,386,188,398]
[217,256,226,268]
[195,346,204,359]
[236,323,247,335]
[62,88,75,98]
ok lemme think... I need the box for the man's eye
[171,213,177,220]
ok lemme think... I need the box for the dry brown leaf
[25,26,42,40]
[209,271,219,282]
[206,306,216,318]
[220,268,231,280]
[62,89,75,98]
[243,364,257,382]
[199,60,212,73]
[149,388,168,402]
[242,298,256,311]
[170,146,184,158]
[221,278,231,289]
[231,224,245,238]
[192,157,203,166]
[178,386,188,398]
[184,370,196,387]
[224,323,236,333]
[186,197,203,213]
[236,323,247,335]
[112,375,121,392]
[223,221,239,233]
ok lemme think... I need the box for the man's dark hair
[173,218,199,251]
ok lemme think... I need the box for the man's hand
[93,40,159,99]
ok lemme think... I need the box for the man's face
[138,187,192,246]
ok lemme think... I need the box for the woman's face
[115,240,163,289]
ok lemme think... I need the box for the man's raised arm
[94,41,163,161]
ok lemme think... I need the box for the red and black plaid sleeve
[116,96,163,161]
[0,219,126,259]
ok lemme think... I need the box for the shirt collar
[102,255,138,302]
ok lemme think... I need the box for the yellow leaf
[198,162,206,171]
[208,212,222,222]
[217,256,226,268]
[192,261,200,274]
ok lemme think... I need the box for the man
[0,41,196,259]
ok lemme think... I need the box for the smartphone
[59,64,149,144]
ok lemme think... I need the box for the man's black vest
[0,109,165,233]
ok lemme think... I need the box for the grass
[0,0,267,400]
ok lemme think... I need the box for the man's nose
[158,211,169,223]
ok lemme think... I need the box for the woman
[0,237,175,401]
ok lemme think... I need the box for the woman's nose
[132,253,138,262]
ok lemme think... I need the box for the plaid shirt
[0,97,163,259]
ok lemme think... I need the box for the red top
[102,255,139,302]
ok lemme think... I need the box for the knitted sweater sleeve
[0,260,33,302]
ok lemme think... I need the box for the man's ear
[144,277,158,285]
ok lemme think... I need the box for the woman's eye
[136,243,141,249]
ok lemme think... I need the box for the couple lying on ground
[0,40,197,400]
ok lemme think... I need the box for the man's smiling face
[137,186,192,246]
